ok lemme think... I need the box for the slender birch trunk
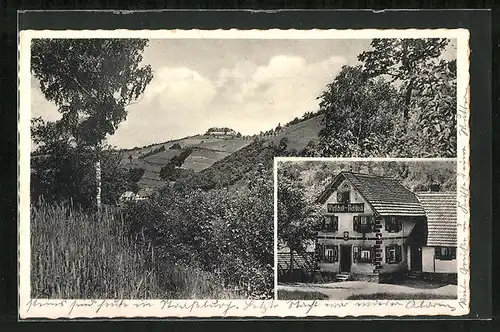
[96,159,101,211]
[95,143,102,212]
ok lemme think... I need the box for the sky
[31,38,457,149]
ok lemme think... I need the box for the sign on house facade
[314,171,457,282]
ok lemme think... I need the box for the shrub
[123,173,275,299]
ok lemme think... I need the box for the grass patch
[278,290,329,300]
[31,201,244,299]
[395,279,451,289]
[346,293,457,300]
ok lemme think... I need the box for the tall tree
[31,39,153,208]
[358,38,456,157]
[358,38,450,119]
[277,163,321,277]
[317,65,399,157]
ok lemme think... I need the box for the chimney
[430,183,441,192]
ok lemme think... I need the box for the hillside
[121,135,254,190]
[174,113,325,191]
[120,113,324,191]
[268,114,324,152]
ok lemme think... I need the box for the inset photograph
[276,159,458,301]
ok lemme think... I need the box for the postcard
[18,28,469,318]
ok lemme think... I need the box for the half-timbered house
[314,171,430,282]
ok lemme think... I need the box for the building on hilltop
[205,127,237,137]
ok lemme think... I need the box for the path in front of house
[278,281,457,300]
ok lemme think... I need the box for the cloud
[31,54,348,149]
[214,54,346,127]
[31,82,61,122]
[108,66,217,148]
[144,66,217,113]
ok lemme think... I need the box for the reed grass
[31,201,243,299]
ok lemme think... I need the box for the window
[435,247,456,260]
[322,215,338,232]
[353,215,374,233]
[337,190,350,203]
[385,244,402,264]
[316,244,338,263]
[385,216,402,233]
[353,246,375,263]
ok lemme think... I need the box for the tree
[358,39,457,157]
[358,38,450,119]
[30,121,129,208]
[317,65,400,157]
[159,163,176,181]
[301,140,320,157]
[31,39,153,208]
[277,164,321,277]
[170,143,182,150]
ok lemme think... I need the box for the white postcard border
[18,28,470,319]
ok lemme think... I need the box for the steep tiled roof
[317,172,426,217]
[417,192,457,246]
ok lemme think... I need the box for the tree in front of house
[31,38,153,209]
[277,163,322,277]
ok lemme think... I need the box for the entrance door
[340,245,352,272]
[410,246,422,271]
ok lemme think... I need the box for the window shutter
[385,246,390,263]
[396,245,402,262]
[371,246,376,264]
[334,245,339,262]
[451,247,456,259]
[353,246,359,263]
[385,217,389,231]
[435,247,441,259]
[353,216,359,231]
[315,244,322,262]
[334,216,339,231]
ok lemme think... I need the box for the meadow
[30,201,243,299]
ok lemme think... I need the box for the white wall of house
[316,240,410,274]
[380,242,409,273]
[422,246,457,273]
[317,180,417,275]
[320,180,418,238]
[318,262,339,272]
[320,180,375,237]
